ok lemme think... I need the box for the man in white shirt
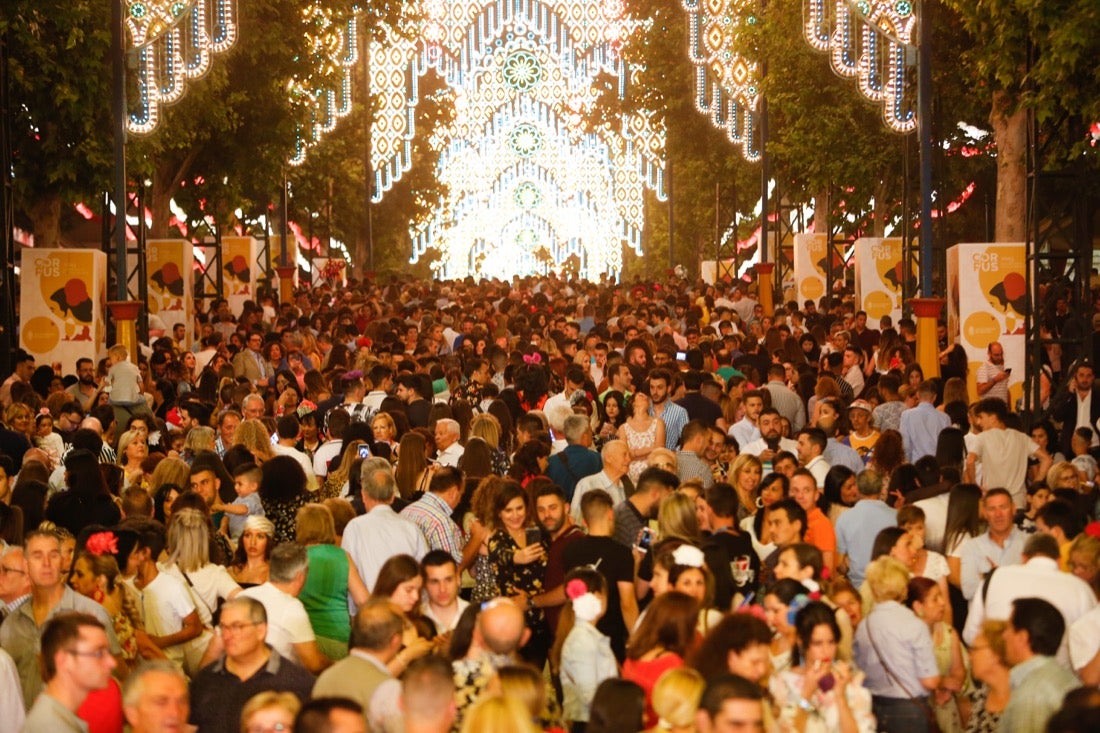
[433,419,464,467]
[272,415,318,491]
[240,542,332,674]
[419,551,469,635]
[841,345,865,397]
[342,458,429,592]
[975,340,1010,404]
[796,427,830,487]
[963,532,1095,667]
[956,489,1028,600]
[739,408,798,463]
[570,440,630,521]
[966,397,1050,508]
[728,389,764,449]
[362,365,394,414]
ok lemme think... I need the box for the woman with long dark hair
[45,449,121,536]
[258,455,309,544]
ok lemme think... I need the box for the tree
[4,0,113,247]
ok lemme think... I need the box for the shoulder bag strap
[866,613,942,731]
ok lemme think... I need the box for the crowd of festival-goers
[1,274,1099,733]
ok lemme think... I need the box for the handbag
[865,613,944,733]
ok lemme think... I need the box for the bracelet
[797,697,816,714]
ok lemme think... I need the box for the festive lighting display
[680,0,762,161]
[128,0,239,134]
[362,0,666,279]
[288,3,362,165]
[803,0,917,132]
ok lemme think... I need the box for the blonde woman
[183,426,216,457]
[371,412,399,452]
[728,454,764,521]
[162,508,242,626]
[648,667,704,733]
[321,439,365,500]
[117,429,149,488]
[295,503,369,660]
[236,419,276,464]
[470,412,510,475]
[240,691,301,733]
[459,694,541,733]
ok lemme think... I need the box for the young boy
[105,344,152,431]
[214,463,265,541]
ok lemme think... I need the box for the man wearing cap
[1054,360,1100,456]
[843,400,880,465]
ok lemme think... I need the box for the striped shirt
[401,492,465,564]
[652,401,689,449]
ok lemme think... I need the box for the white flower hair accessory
[572,592,603,623]
[671,544,706,568]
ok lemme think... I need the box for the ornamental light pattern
[803,0,918,132]
[681,0,762,161]
[367,0,666,280]
[128,0,238,134]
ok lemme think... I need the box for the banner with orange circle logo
[793,233,830,308]
[946,243,1026,405]
[853,237,903,326]
[19,249,106,372]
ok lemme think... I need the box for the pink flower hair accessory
[566,578,588,601]
[85,531,119,557]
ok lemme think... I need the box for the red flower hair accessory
[86,532,119,557]
[566,579,588,601]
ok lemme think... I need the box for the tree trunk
[29,194,62,248]
[990,90,1027,242]
[873,178,889,237]
[814,188,829,234]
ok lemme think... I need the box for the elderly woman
[853,556,941,733]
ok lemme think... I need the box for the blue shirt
[899,402,951,462]
[835,499,897,587]
[652,401,690,449]
[854,601,939,698]
[546,444,603,503]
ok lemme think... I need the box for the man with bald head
[452,598,529,729]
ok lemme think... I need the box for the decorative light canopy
[288,3,361,165]
[681,0,762,161]
[364,0,666,279]
[128,0,239,134]
[803,0,917,132]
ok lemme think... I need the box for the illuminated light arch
[803,0,917,132]
[129,0,239,134]
[361,0,665,279]
[681,0,762,161]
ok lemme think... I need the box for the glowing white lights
[128,0,238,134]
[804,0,917,132]
[364,0,667,279]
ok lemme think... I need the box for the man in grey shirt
[23,613,117,732]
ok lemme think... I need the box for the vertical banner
[853,237,903,326]
[312,257,348,288]
[793,233,829,307]
[220,236,260,317]
[20,249,107,372]
[946,243,1026,405]
[145,239,194,347]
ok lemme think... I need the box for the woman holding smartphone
[769,601,875,733]
[487,480,548,665]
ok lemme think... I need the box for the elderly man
[188,597,315,733]
[1,530,118,708]
[452,599,532,729]
[342,459,428,592]
[0,545,31,623]
[546,415,602,502]
[121,661,190,733]
[570,439,631,521]
[232,332,273,386]
[313,602,405,715]
[433,419,464,467]
[240,543,332,674]
[23,613,116,733]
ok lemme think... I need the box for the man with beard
[612,467,678,551]
[65,358,99,412]
[975,340,1010,405]
[739,408,798,467]
[648,369,688,449]
[529,484,585,635]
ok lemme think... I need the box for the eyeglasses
[219,621,259,634]
[65,647,112,660]
[0,565,25,575]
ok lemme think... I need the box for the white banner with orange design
[946,243,1026,404]
[220,236,260,317]
[145,239,195,347]
[853,237,904,326]
[20,249,107,372]
[793,233,830,308]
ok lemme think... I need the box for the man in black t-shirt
[702,483,761,609]
[563,489,638,661]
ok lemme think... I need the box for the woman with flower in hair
[68,529,159,669]
[558,568,618,729]
[295,401,323,460]
[773,543,854,661]
[763,578,812,676]
[665,543,723,635]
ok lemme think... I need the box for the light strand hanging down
[128,0,239,134]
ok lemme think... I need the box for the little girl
[558,567,618,731]
[35,412,65,466]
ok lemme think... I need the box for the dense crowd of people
[1,274,1099,733]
